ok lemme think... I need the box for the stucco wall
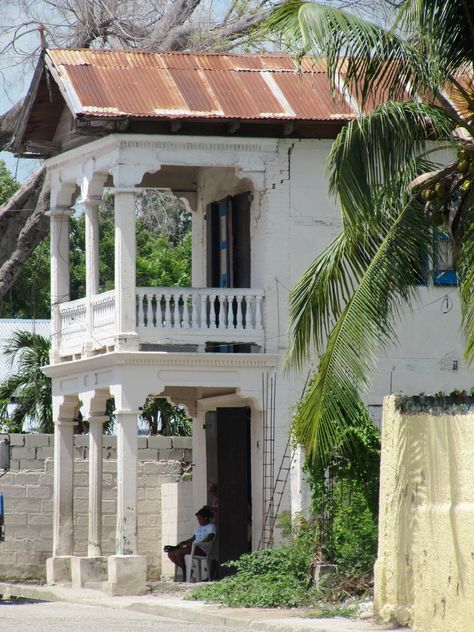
[375,395,474,632]
[0,433,192,582]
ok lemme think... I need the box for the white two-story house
[11,48,471,594]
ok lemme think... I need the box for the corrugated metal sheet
[46,48,360,122]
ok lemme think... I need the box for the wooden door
[206,407,251,577]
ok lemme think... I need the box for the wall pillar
[113,189,138,351]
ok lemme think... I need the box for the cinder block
[138,448,159,460]
[9,434,25,446]
[103,461,117,473]
[102,473,114,486]
[36,447,54,459]
[11,498,41,512]
[25,434,50,448]
[147,436,172,449]
[2,485,26,498]
[11,447,35,460]
[15,472,42,487]
[102,487,116,501]
[38,474,53,486]
[74,473,89,487]
[73,498,88,513]
[74,435,89,447]
[147,514,160,527]
[41,500,53,513]
[27,486,51,499]
[74,487,89,499]
[102,500,116,514]
[5,514,27,526]
[19,459,45,471]
[145,487,160,501]
[28,514,52,526]
[103,436,117,448]
[8,459,20,471]
[142,462,162,476]
[158,449,183,461]
[74,447,87,460]
[171,437,192,449]
[102,515,116,528]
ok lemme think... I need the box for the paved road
[0,599,230,632]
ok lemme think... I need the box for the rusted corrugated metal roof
[45,49,359,122]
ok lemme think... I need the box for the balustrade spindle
[182,294,190,329]
[235,295,244,330]
[137,293,145,327]
[244,295,253,329]
[218,294,226,329]
[209,294,217,329]
[255,295,263,329]
[164,293,171,327]
[192,293,199,329]
[224,295,231,329]
[200,293,208,329]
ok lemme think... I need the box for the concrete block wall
[161,480,193,579]
[0,433,192,582]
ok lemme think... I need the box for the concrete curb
[0,582,409,632]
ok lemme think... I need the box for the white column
[87,416,107,557]
[52,419,76,556]
[84,196,101,297]
[49,207,73,363]
[113,190,138,350]
[115,410,139,555]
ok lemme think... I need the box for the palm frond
[294,194,431,462]
[286,232,373,369]
[327,102,456,230]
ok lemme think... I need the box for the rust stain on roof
[46,48,361,122]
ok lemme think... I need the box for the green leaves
[0,331,52,433]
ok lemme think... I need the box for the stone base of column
[46,556,72,584]
[103,555,147,596]
[71,556,108,589]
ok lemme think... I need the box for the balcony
[58,287,265,358]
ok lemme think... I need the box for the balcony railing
[58,287,264,357]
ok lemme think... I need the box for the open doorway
[205,407,251,578]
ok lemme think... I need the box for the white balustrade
[59,298,87,354]
[135,288,264,331]
[57,287,264,357]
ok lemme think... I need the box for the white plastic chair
[185,535,216,582]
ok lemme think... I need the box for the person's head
[195,506,214,525]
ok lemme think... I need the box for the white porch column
[113,189,138,351]
[81,196,101,355]
[84,196,101,297]
[87,416,108,556]
[115,409,139,554]
[49,207,73,363]
[47,394,79,585]
[52,419,76,556]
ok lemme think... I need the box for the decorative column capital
[77,195,103,208]
[85,415,109,425]
[46,206,74,218]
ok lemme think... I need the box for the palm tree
[0,331,52,433]
[267,1,474,461]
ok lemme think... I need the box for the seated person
[164,506,216,579]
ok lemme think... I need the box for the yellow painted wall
[375,395,474,632]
